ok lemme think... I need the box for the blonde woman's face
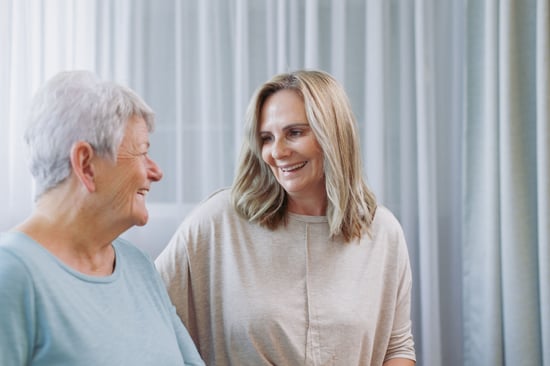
[259,89,326,214]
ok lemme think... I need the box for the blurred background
[1,1,548,365]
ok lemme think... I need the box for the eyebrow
[259,123,310,134]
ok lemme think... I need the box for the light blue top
[0,232,205,366]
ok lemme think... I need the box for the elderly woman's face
[100,116,163,228]
[259,89,325,212]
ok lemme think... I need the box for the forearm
[383,358,415,366]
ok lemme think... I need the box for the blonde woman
[156,70,416,366]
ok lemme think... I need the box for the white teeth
[281,162,306,172]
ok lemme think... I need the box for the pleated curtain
[1,1,548,365]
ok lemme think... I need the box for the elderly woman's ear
[70,141,97,193]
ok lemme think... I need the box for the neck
[15,193,118,276]
[287,196,328,216]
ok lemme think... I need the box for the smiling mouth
[280,162,307,172]
[137,189,149,197]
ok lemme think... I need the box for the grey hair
[24,70,155,199]
[231,69,377,242]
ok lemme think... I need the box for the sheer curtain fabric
[1,1,547,365]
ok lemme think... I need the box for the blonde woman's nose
[271,138,290,159]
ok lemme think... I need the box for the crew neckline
[8,231,121,283]
[287,212,328,223]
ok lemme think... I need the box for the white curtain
[463,0,549,365]
[1,1,547,365]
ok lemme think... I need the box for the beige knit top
[155,188,416,366]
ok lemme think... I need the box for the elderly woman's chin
[127,199,150,228]
[133,208,150,227]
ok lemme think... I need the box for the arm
[151,258,204,366]
[384,358,415,366]
[0,249,34,366]
[155,229,204,365]
[384,215,416,362]
[155,229,198,338]
[169,306,205,366]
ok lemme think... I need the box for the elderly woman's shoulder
[113,237,154,262]
[0,232,31,279]
[0,231,43,264]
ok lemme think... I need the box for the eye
[288,129,303,137]
[260,134,273,144]
[134,150,149,159]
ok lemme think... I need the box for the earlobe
[70,141,97,192]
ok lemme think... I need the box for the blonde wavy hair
[231,70,377,242]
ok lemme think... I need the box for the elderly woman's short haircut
[24,70,155,200]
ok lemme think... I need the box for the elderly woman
[0,71,204,366]
[156,70,416,365]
